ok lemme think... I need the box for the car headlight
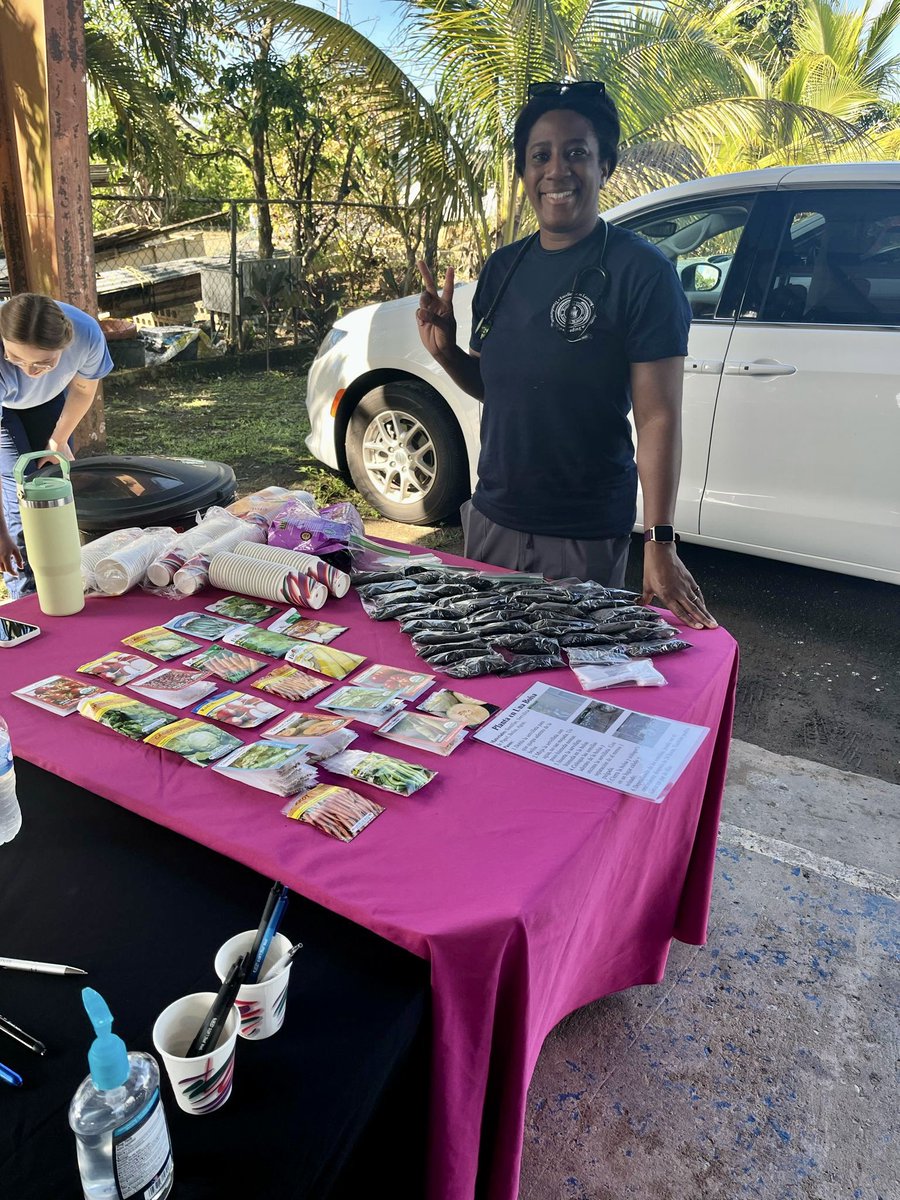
[314,327,348,360]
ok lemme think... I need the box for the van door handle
[684,359,724,374]
[724,359,797,376]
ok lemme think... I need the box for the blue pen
[246,889,289,983]
[0,1061,23,1087]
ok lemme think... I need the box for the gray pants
[461,501,630,587]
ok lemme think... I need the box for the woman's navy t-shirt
[468,222,691,539]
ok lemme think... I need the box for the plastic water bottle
[0,715,22,845]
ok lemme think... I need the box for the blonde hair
[0,293,74,350]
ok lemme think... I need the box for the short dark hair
[513,86,621,178]
[0,293,74,350]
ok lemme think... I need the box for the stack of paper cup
[146,511,240,587]
[234,541,350,598]
[173,520,267,595]
[94,527,178,595]
[81,528,144,591]
[208,552,327,609]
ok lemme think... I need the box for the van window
[761,190,900,325]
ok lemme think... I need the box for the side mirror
[682,262,722,292]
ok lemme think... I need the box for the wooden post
[0,0,105,452]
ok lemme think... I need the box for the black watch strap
[643,525,680,544]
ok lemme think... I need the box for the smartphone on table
[0,619,41,648]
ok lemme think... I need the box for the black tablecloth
[0,761,429,1199]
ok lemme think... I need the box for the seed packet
[78,693,177,741]
[417,688,499,727]
[315,685,405,727]
[263,711,357,760]
[77,652,156,687]
[266,609,348,643]
[281,784,384,842]
[213,741,318,796]
[569,658,667,691]
[182,645,266,684]
[252,665,330,702]
[143,718,242,766]
[221,624,297,659]
[374,710,468,757]
[319,748,436,796]
[14,675,103,716]
[191,689,283,728]
[284,642,366,680]
[205,595,280,624]
[129,667,218,709]
[162,611,241,641]
[350,663,435,701]
[122,626,202,660]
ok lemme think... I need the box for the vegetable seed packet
[350,663,435,701]
[205,595,280,624]
[284,642,366,680]
[221,624,297,659]
[319,748,436,796]
[191,689,283,728]
[77,652,156,687]
[78,693,177,741]
[182,645,266,683]
[374,710,468,757]
[14,675,103,716]
[142,718,242,766]
[252,665,331,702]
[266,609,348,643]
[129,667,218,709]
[263,711,358,761]
[315,685,405,727]
[281,784,384,842]
[162,611,241,641]
[417,688,499,728]
[212,741,318,796]
[122,626,202,661]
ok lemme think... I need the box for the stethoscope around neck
[473,218,611,345]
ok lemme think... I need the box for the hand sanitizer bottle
[68,989,174,1200]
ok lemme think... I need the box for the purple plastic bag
[268,498,365,555]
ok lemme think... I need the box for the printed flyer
[473,683,709,803]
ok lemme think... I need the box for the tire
[346,381,469,524]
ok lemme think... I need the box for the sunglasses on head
[527,80,606,101]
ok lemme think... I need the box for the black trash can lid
[33,455,237,533]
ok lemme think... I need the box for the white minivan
[305,163,900,584]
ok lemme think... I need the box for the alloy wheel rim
[361,410,437,505]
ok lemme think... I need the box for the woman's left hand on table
[641,546,717,630]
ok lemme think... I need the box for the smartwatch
[642,525,680,544]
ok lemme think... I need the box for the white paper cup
[152,992,239,1115]
[214,931,294,1040]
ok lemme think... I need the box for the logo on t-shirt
[549,292,596,341]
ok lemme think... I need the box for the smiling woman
[0,294,113,597]
[415,82,717,630]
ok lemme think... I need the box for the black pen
[0,1011,47,1056]
[185,954,246,1058]
[245,881,286,978]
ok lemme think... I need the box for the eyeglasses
[527,81,606,101]
[3,351,58,374]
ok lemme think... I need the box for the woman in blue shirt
[0,293,113,597]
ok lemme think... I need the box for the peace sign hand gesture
[416,261,457,363]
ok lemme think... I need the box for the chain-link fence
[88,193,442,363]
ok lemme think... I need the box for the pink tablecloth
[1,562,737,1200]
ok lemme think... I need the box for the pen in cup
[185,954,246,1059]
[244,881,288,984]
[0,1013,47,1056]
[246,888,289,984]
[0,1061,23,1087]
[260,941,303,983]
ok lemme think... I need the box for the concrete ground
[519,742,898,1200]
[368,519,898,1200]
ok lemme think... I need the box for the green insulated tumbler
[13,451,84,616]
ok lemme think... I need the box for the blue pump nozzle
[82,987,129,1090]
